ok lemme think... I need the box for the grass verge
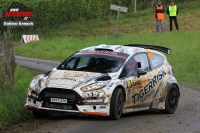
[0,66,36,129]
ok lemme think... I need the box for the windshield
[57,50,129,73]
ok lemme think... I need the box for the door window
[122,53,150,77]
[134,53,150,72]
[148,53,164,69]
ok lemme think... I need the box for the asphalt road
[2,56,200,133]
[15,55,60,72]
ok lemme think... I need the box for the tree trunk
[134,0,137,13]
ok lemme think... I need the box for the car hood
[46,70,110,89]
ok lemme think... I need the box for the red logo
[4,12,33,17]
[4,2,33,21]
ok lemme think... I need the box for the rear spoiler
[124,44,171,55]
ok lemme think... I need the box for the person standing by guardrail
[167,0,179,31]
[154,0,165,32]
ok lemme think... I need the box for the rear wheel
[160,84,179,114]
[32,110,48,118]
[110,88,124,120]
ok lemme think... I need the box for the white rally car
[25,44,180,120]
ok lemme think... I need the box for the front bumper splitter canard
[25,102,109,116]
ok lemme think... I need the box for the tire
[110,88,124,120]
[32,110,48,118]
[160,84,179,114]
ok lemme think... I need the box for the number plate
[50,98,67,103]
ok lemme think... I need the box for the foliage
[0,66,36,129]
[1,0,198,37]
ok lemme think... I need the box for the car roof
[80,44,169,58]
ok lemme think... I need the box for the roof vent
[94,48,113,51]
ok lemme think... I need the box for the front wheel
[160,84,179,114]
[110,88,124,120]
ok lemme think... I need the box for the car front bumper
[25,100,109,116]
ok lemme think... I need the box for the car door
[122,53,154,109]
[147,52,168,109]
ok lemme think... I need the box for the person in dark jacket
[155,0,165,32]
[167,0,179,31]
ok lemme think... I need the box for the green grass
[0,66,36,129]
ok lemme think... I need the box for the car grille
[39,88,83,110]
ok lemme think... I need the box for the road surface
[15,55,60,72]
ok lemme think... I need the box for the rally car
[25,44,180,120]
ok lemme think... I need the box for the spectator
[154,0,165,32]
[167,0,179,31]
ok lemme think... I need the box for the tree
[134,0,137,12]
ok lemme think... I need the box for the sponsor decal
[50,98,67,103]
[3,2,34,27]
[127,85,142,91]
[86,99,103,103]
[132,68,166,104]
[100,105,106,108]
[74,73,85,77]
[126,79,142,94]
[50,77,77,81]
[88,50,117,55]
[126,80,132,88]
[44,102,72,110]
[75,50,129,59]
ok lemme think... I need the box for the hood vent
[96,76,111,81]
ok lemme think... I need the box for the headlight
[81,81,110,92]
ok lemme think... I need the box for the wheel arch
[113,85,126,102]
[172,83,180,98]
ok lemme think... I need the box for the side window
[149,53,164,69]
[123,57,138,77]
[134,53,150,72]
[120,53,150,78]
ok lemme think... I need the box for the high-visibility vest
[155,5,164,20]
[169,5,177,16]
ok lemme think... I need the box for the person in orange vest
[167,0,179,31]
[154,0,165,32]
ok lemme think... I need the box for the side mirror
[137,70,147,78]
[45,68,56,77]
[52,67,57,71]
[137,62,141,68]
